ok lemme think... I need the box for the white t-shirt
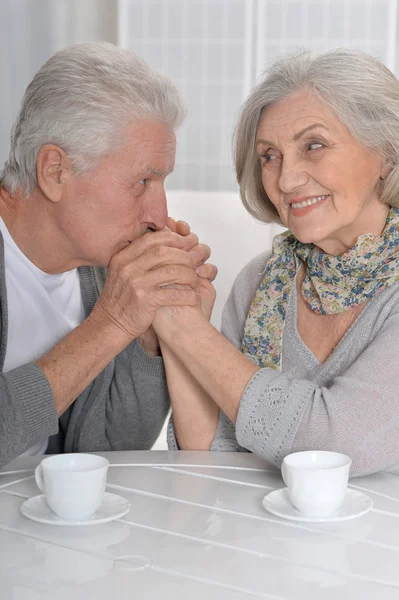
[0,217,85,455]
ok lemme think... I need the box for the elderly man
[0,42,215,467]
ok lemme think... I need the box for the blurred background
[1,0,397,192]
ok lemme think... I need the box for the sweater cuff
[5,363,59,446]
[235,367,291,465]
[166,414,180,450]
[131,341,166,378]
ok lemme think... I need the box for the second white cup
[35,453,109,520]
[281,450,352,517]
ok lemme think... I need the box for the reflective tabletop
[1,450,399,599]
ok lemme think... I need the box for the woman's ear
[36,144,71,203]
[380,155,393,181]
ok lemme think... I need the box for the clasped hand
[92,217,217,351]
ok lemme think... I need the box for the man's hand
[128,219,217,355]
[167,218,217,320]
[91,230,200,341]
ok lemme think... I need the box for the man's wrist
[86,309,135,350]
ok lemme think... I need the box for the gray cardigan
[0,234,170,468]
[170,251,399,477]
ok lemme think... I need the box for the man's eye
[138,178,148,185]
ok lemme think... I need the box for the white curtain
[0,0,117,167]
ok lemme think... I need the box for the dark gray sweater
[0,234,170,467]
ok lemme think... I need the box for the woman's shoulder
[230,250,273,303]
[221,250,273,346]
[232,250,273,295]
[367,280,399,329]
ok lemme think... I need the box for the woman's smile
[289,194,330,216]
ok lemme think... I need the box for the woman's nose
[278,158,309,193]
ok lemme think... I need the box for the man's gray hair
[1,42,185,195]
[233,48,399,224]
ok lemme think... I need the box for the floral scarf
[242,207,399,369]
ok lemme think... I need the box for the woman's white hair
[1,42,185,196]
[233,48,399,223]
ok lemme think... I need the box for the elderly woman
[153,48,399,477]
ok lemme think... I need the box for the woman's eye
[260,151,279,162]
[307,142,323,151]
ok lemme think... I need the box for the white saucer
[21,492,131,526]
[262,487,373,523]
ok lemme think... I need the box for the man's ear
[36,144,71,203]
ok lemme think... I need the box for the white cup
[281,451,352,517]
[35,453,109,520]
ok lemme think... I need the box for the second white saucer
[21,492,131,526]
[262,487,373,523]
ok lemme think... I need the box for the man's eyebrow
[141,166,174,177]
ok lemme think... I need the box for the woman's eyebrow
[292,123,328,141]
[256,123,328,149]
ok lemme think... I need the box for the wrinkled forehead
[119,120,177,171]
[256,91,336,141]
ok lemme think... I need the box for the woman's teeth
[290,194,329,209]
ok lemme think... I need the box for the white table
[1,451,399,599]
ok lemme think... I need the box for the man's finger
[112,230,189,263]
[188,243,211,266]
[175,220,191,236]
[140,246,196,272]
[196,263,218,281]
[166,217,176,232]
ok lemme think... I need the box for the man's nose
[278,157,309,193]
[142,184,168,231]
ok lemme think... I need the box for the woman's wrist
[154,306,210,344]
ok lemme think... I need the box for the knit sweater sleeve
[0,363,59,467]
[215,252,399,477]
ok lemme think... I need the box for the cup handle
[35,464,44,492]
[281,461,288,486]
